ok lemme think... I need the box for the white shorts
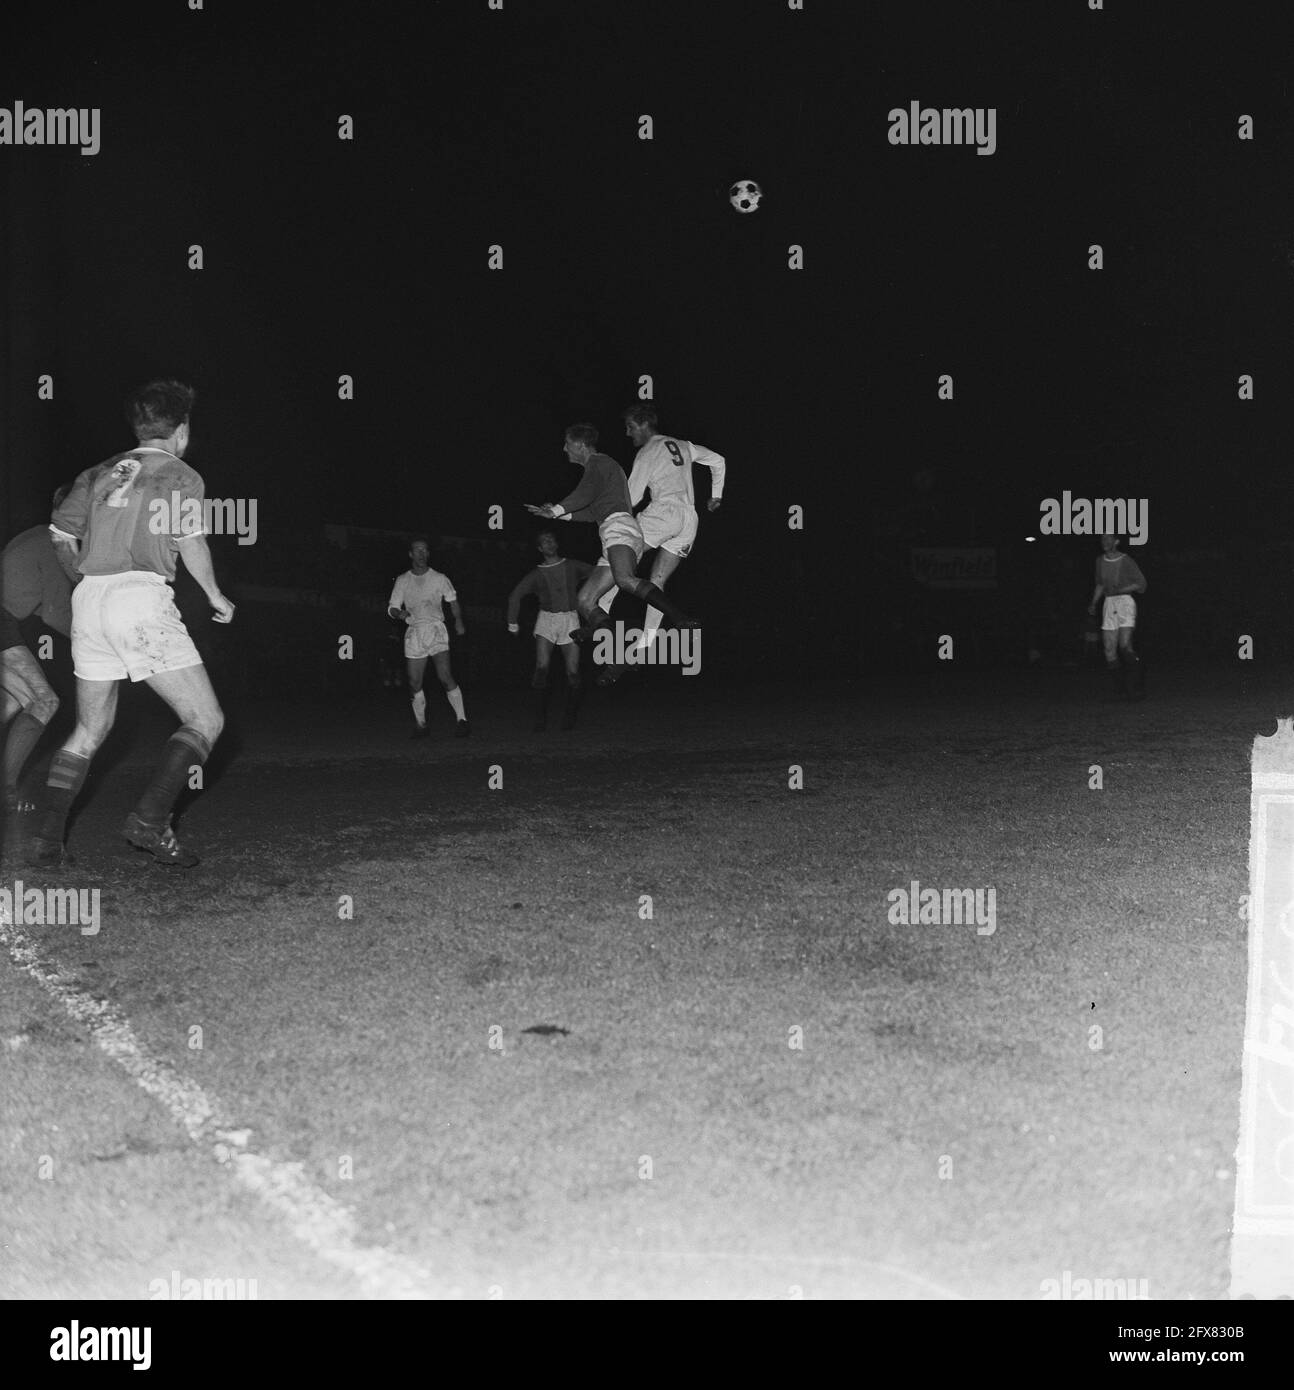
[72,571,203,683]
[1102,595,1137,631]
[594,511,645,566]
[405,620,449,659]
[534,609,578,646]
[637,497,698,557]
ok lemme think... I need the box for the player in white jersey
[593,405,725,683]
[388,538,469,738]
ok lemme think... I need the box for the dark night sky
[4,1,1294,641]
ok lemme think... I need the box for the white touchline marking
[1,915,440,1299]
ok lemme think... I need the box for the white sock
[446,687,466,720]
[638,608,663,651]
[411,690,427,724]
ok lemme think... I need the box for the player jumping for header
[591,404,725,684]
[388,537,470,738]
[506,529,592,731]
[1087,533,1147,701]
[525,422,699,645]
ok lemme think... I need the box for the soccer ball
[728,179,762,214]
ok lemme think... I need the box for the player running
[388,538,470,738]
[592,405,725,683]
[1087,533,1147,700]
[2,487,74,815]
[525,423,698,645]
[506,530,592,731]
[28,381,234,868]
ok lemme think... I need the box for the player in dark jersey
[28,381,235,868]
[2,486,74,816]
[506,530,592,731]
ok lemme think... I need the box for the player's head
[623,405,658,448]
[127,380,195,453]
[563,422,598,465]
[408,537,430,566]
[1100,533,1121,555]
[536,529,561,559]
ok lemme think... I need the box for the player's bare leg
[1117,625,1144,700]
[432,650,469,737]
[559,638,581,730]
[406,655,430,737]
[532,635,555,732]
[640,548,683,654]
[2,645,60,813]
[29,676,120,864]
[1100,626,1123,701]
[574,545,696,642]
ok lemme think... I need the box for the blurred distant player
[2,487,74,814]
[30,381,234,868]
[525,423,698,643]
[593,406,725,676]
[506,530,592,731]
[1087,533,1146,700]
[388,537,469,738]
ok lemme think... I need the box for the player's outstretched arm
[177,534,235,623]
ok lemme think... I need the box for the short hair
[409,536,430,550]
[622,405,658,429]
[564,422,599,448]
[536,528,559,545]
[51,484,71,511]
[126,380,195,442]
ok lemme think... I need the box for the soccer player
[592,405,725,681]
[388,537,469,738]
[29,381,235,868]
[506,529,592,731]
[2,487,74,814]
[525,423,698,644]
[1087,533,1147,700]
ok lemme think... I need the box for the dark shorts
[0,608,24,652]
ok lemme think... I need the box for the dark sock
[133,727,212,827]
[563,671,583,717]
[34,749,92,843]
[4,710,47,800]
[634,581,693,627]
[532,681,550,727]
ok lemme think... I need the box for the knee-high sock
[4,709,48,798]
[446,686,466,720]
[134,726,213,826]
[34,749,92,843]
[633,581,692,627]
[411,689,427,724]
